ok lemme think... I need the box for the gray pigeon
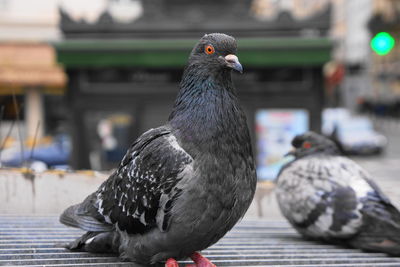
[276,131,400,255]
[60,33,257,266]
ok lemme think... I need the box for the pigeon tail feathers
[349,211,400,255]
[60,203,113,232]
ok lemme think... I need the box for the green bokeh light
[371,32,395,56]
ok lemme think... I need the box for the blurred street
[353,120,400,205]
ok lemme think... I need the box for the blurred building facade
[0,0,65,145]
[2,0,394,172]
[0,44,66,139]
[258,0,375,110]
[55,0,332,173]
[332,0,373,110]
[255,0,399,110]
[0,0,66,159]
[0,0,59,41]
[0,0,129,143]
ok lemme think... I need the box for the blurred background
[0,0,399,216]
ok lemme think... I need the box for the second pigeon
[276,131,400,255]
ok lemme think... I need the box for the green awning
[54,37,332,68]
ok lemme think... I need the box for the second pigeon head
[189,33,243,74]
[289,131,340,158]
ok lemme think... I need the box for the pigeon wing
[96,126,193,234]
[352,166,400,225]
[360,174,400,226]
[277,157,369,237]
[344,169,400,254]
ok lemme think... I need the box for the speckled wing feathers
[276,156,372,238]
[359,178,400,229]
[96,127,193,234]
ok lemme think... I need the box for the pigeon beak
[285,148,296,157]
[225,54,243,73]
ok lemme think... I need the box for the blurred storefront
[0,0,68,168]
[0,43,66,143]
[55,0,332,177]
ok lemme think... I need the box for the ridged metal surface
[1,215,400,266]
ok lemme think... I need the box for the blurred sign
[256,109,309,180]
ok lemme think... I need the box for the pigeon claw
[189,252,216,267]
[166,258,179,267]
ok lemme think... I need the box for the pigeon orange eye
[205,45,215,55]
[303,142,312,149]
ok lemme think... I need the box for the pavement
[4,216,400,267]
[245,118,400,220]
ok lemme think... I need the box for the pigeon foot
[188,252,216,267]
[166,258,179,267]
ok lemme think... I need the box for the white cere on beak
[225,54,239,64]
[224,54,243,73]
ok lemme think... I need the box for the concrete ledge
[0,169,279,219]
[0,169,108,214]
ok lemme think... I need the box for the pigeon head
[188,33,243,74]
[288,131,340,158]
[169,33,247,146]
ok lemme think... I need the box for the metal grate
[1,216,400,266]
